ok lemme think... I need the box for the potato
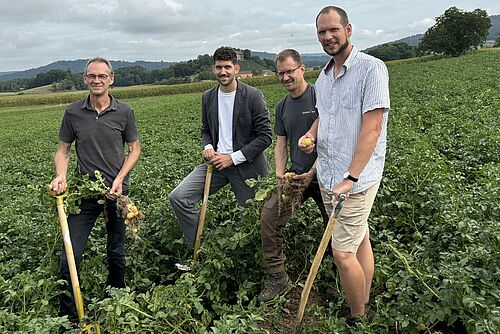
[283,172,296,182]
[301,137,314,147]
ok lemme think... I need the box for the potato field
[0,50,498,334]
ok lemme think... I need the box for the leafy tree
[32,69,72,87]
[51,78,76,92]
[418,7,491,56]
[198,69,214,81]
[368,42,416,61]
[494,34,500,47]
[196,54,212,68]
[113,66,149,86]
[243,49,252,60]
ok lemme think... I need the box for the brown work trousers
[260,177,328,273]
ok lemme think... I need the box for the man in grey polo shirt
[50,57,141,326]
[300,6,390,323]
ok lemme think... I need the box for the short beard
[217,75,234,87]
[324,39,349,57]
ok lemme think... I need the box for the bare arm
[50,141,72,195]
[332,108,384,197]
[109,139,141,196]
[274,135,288,179]
[349,109,383,177]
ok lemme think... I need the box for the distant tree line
[0,49,275,92]
[494,35,500,47]
[367,42,416,61]
[0,69,87,92]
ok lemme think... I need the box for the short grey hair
[85,57,113,75]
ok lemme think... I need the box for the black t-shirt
[59,95,138,192]
[274,84,318,174]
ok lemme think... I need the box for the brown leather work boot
[257,271,291,302]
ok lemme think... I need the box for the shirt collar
[81,94,117,112]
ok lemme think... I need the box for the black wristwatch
[343,171,359,182]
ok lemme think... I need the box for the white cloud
[356,29,386,38]
[409,18,435,30]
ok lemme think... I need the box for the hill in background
[0,60,175,82]
[488,14,500,39]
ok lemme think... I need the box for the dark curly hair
[213,46,238,64]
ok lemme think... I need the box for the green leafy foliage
[367,42,416,61]
[0,50,499,333]
[419,7,492,56]
[494,34,500,47]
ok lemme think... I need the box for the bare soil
[259,281,326,334]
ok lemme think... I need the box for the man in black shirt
[258,49,328,302]
[50,57,141,325]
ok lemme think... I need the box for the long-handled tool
[191,163,213,272]
[294,194,346,333]
[50,188,101,333]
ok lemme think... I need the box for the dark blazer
[201,81,272,180]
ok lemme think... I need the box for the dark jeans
[59,198,125,322]
[260,177,329,274]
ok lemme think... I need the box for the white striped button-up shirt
[315,46,390,193]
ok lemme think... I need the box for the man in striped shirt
[299,6,390,323]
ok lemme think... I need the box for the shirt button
[96,116,98,119]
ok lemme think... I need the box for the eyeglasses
[85,74,111,81]
[276,65,302,78]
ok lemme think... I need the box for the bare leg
[333,250,366,317]
[356,233,374,305]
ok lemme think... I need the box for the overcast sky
[1,0,499,72]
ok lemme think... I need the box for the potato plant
[0,50,498,333]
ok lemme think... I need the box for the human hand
[203,148,216,162]
[211,153,233,170]
[50,176,67,196]
[298,133,315,154]
[107,179,123,200]
[294,171,314,192]
[331,179,353,201]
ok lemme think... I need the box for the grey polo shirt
[314,46,390,193]
[59,95,138,192]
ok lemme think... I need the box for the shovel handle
[192,164,213,272]
[55,196,85,322]
[294,194,345,333]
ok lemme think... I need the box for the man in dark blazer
[170,46,272,249]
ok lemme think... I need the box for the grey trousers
[169,163,255,248]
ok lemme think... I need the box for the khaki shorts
[320,181,380,253]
